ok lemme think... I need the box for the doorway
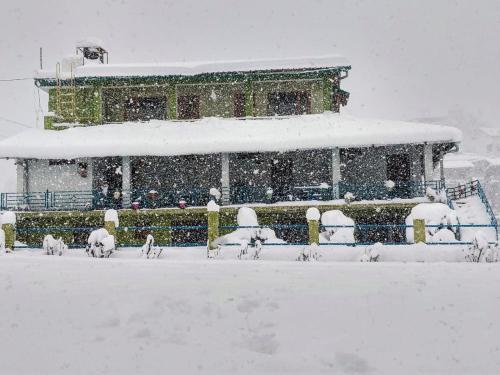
[93,157,123,208]
[124,96,167,121]
[271,157,293,200]
[386,153,411,198]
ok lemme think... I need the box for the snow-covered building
[0,41,461,211]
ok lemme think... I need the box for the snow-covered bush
[385,180,395,190]
[209,188,221,201]
[360,242,382,262]
[141,234,163,259]
[298,243,320,261]
[464,231,499,263]
[320,210,355,244]
[425,187,447,203]
[344,192,355,204]
[214,207,285,248]
[42,235,68,256]
[86,228,115,258]
[405,203,459,243]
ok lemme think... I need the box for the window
[177,95,200,120]
[124,96,167,121]
[233,92,245,118]
[267,91,311,116]
[49,159,76,166]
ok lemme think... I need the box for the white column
[221,153,230,205]
[16,159,25,194]
[423,144,434,181]
[122,156,131,208]
[332,148,341,199]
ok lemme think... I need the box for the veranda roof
[0,113,462,160]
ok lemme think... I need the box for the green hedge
[15,203,415,247]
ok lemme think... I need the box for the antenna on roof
[75,38,108,65]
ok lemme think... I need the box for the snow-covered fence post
[104,209,119,241]
[1,212,16,252]
[413,219,426,243]
[207,200,220,251]
[306,207,321,245]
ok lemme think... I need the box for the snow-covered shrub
[344,192,355,204]
[209,188,221,201]
[298,243,320,261]
[213,207,285,248]
[86,228,115,258]
[42,235,68,256]
[320,210,355,244]
[141,234,163,259]
[426,187,447,203]
[238,239,262,260]
[385,180,395,190]
[360,242,382,262]
[405,203,459,243]
[464,231,499,263]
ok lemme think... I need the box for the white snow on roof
[35,55,350,79]
[76,37,105,49]
[0,113,461,160]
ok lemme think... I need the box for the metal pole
[39,47,43,70]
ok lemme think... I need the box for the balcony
[0,181,444,211]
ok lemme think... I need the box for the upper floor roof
[35,54,351,87]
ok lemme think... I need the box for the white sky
[0,0,500,129]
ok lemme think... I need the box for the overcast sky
[1,0,500,130]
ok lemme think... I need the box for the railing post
[306,207,321,245]
[104,209,119,240]
[207,200,220,252]
[413,219,426,243]
[1,212,16,252]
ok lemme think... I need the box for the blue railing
[1,180,445,211]
[446,180,498,236]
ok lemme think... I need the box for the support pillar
[439,153,445,183]
[423,144,434,181]
[332,148,341,199]
[306,207,320,245]
[207,201,220,253]
[16,159,25,194]
[221,153,230,205]
[413,219,426,243]
[122,156,131,208]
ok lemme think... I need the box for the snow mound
[1,211,16,225]
[104,209,119,227]
[306,207,320,221]
[217,207,285,245]
[207,200,220,212]
[406,203,459,243]
[320,210,355,243]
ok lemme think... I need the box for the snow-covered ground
[1,247,500,375]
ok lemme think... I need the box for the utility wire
[0,77,33,82]
[0,115,33,129]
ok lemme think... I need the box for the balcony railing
[0,181,444,212]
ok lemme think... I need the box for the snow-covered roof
[0,113,461,160]
[76,37,105,49]
[35,55,350,80]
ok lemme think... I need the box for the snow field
[0,251,499,374]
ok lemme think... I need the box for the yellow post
[207,200,220,250]
[413,219,426,243]
[104,209,119,238]
[1,211,16,252]
[306,207,321,245]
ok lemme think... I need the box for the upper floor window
[178,95,200,120]
[124,96,167,122]
[267,91,311,116]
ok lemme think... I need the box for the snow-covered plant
[360,242,382,262]
[385,180,395,190]
[42,235,68,256]
[86,228,115,258]
[344,192,355,204]
[320,210,355,244]
[464,231,499,263]
[209,187,221,201]
[298,243,320,261]
[425,187,447,203]
[141,234,163,259]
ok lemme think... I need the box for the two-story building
[0,40,461,211]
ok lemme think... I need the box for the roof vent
[76,37,108,65]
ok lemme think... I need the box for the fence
[16,222,498,248]
[1,180,446,211]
